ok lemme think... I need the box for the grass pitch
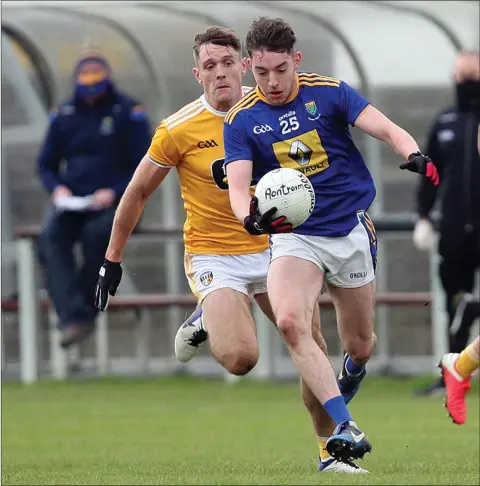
[2,376,479,485]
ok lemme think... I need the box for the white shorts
[184,251,270,303]
[270,211,377,289]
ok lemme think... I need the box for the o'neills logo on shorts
[264,183,306,200]
[200,271,213,286]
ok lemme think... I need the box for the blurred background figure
[36,49,151,349]
[413,50,480,396]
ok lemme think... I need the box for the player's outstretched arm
[354,105,439,186]
[95,156,169,311]
[105,156,169,263]
[225,159,254,222]
[354,105,420,161]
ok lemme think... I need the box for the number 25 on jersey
[280,116,299,135]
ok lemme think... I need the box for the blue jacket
[37,84,151,201]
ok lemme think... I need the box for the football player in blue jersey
[224,17,439,465]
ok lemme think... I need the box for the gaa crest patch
[200,271,213,286]
[305,101,317,116]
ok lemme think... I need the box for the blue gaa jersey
[224,72,376,237]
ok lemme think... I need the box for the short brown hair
[245,17,296,56]
[193,26,242,61]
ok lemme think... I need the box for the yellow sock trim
[455,342,480,379]
[318,438,331,461]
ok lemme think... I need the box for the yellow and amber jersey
[147,89,269,255]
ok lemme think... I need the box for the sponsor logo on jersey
[200,271,213,286]
[253,124,273,134]
[289,140,312,166]
[198,139,219,149]
[278,110,296,121]
[273,130,329,177]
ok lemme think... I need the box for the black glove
[399,151,439,186]
[243,196,293,235]
[94,259,123,311]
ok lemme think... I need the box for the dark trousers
[438,229,480,353]
[37,207,115,329]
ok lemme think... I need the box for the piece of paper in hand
[54,196,99,212]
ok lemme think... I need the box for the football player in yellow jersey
[94,26,366,473]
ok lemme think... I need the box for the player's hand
[94,259,123,311]
[399,152,439,186]
[243,196,293,235]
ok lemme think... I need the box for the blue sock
[323,396,353,425]
[345,355,365,376]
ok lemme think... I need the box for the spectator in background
[37,49,151,349]
[413,51,480,396]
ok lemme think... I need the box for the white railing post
[373,233,390,373]
[135,309,151,375]
[48,309,68,380]
[96,312,109,376]
[1,320,6,374]
[17,238,41,384]
[430,246,448,370]
[161,172,184,359]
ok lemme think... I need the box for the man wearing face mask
[413,51,480,396]
[37,49,151,349]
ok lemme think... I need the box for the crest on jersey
[99,116,114,135]
[305,101,317,116]
[200,271,213,286]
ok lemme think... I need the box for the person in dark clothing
[413,51,480,395]
[37,49,151,348]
